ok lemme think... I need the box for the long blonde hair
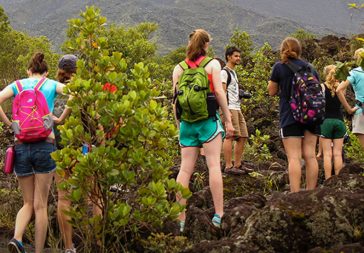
[186,29,211,61]
[280,37,302,63]
[324,65,338,97]
[354,48,364,65]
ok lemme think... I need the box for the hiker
[221,47,249,174]
[53,54,77,253]
[268,37,321,192]
[0,52,68,253]
[173,29,234,231]
[320,65,346,179]
[336,48,363,149]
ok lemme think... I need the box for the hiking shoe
[225,167,246,175]
[240,165,254,173]
[8,238,26,253]
[212,214,222,228]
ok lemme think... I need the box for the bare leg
[302,131,318,190]
[55,173,73,250]
[316,138,323,159]
[34,173,54,253]
[321,137,333,179]
[223,138,233,169]
[282,137,302,192]
[14,175,35,242]
[203,134,224,217]
[333,138,344,175]
[234,137,247,168]
[176,147,199,221]
[356,134,364,150]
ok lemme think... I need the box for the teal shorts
[179,115,225,147]
[320,118,346,139]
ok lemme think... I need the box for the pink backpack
[12,78,53,142]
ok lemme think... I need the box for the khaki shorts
[352,113,364,134]
[230,109,248,138]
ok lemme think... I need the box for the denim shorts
[14,140,56,177]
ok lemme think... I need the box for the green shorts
[179,115,225,147]
[320,118,346,139]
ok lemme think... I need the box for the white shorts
[352,113,364,134]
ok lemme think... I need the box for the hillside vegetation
[1,0,363,55]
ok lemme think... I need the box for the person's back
[0,52,67,253]
[172,29,234,232]
[323,84,343,120]
[268,37,320,192]
[320,65,346,179]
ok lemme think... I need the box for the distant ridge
[0,0,363,56]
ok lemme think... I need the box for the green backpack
[176,57,217,123]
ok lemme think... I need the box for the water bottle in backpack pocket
[3,146,15,174]
[206,92,218,117]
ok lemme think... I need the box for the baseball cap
[58,54,77,71]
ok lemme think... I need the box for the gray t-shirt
[221,67,240,110]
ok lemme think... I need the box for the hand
[225,121,234,139]
[52,115,62,125]
[348,106,359,115]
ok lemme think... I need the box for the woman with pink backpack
[0,52,68,253]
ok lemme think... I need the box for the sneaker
[225,167,246,175]
[8,238,26,253]
[65,248,77,253]
[212,214,222,228]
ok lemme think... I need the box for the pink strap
[185,56,205,68]
[34,77,47,91]
[15,80,23,93]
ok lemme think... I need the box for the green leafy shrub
[245,129,272,162]
[345,130,364,164]
[52,6,189,252]
[238,42,278,132]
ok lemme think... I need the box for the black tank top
[324,84,343,120]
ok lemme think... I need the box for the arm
[336,80,357,114]
[53,82,72,124]
[268,80,279,96]
[172,64,182,130]
[210,60,234,137]
[0,86,14,127]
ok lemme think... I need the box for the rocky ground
[1,34,364,252]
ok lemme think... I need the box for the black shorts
[280,122,320,138]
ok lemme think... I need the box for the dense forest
[0,4,364,253]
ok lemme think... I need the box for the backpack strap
[222,67,232,87]
[182,56,213,69]
[34,77,47,91]
[285,60,303,74]
[179,61,189,71]
[198,57,213,68]
[15,80,23,94]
